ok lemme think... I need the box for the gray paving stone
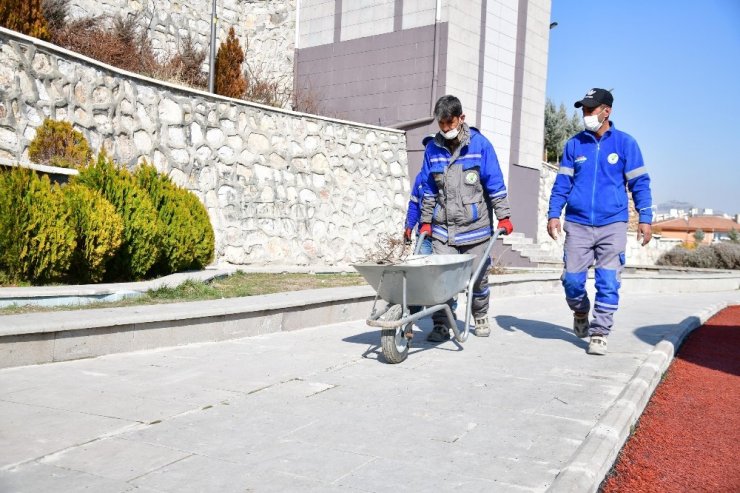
[0,290,737,492]
[39,437,190,482]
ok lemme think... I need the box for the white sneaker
[587,335,608,355]
[474,316,491,337]
[573,312,589,338]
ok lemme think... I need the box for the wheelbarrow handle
[413,231,429,255]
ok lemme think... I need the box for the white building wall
[514,0,550,169]
[342,0,396,41]
[403,0,437,30]
[298,0,335,48]
[446,0,484,128]
[479,0,519,186]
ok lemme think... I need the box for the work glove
[418,223,432,238]
[498,218,513,235]
[403,227,413,244]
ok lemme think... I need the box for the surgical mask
[441,127,459,140]
[583,108,606,132]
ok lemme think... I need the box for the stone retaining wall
[67,0,295,103]
[0,28,409,266]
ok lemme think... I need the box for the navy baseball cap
[574,88,613,108]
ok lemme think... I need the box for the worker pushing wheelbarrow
[353,229,506,364]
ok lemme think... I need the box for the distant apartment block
[294,0,552,239]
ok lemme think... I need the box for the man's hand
[498,218,513,235]
[418,223,432,238]
[547,218,562,240]
[637,223,652,246]
[403,228,413,245]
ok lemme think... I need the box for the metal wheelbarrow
[352,229,505,364]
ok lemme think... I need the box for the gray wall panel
[296,24,445,127]
[508,163,540,239]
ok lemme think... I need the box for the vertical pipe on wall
[430,0,442,116]
[208,0,217,93]
[293,0,301,109]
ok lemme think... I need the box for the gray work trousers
[431,238,491,328]
[562,221,627,336]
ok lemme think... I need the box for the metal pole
[208,0,217,93]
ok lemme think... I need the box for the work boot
[573,312,589,338]
[426,324,451,342]
[587,335,608,355]
[474,316,491,337]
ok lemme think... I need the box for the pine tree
[0,0,50,41]
[214,27,246,99]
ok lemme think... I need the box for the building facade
[295,0,552,239]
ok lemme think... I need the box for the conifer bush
[0,167,75,284]
[0,0,50,41]
[28,118,92,169]
[135,163,215,275]
[215,27,247,98]
[74,153,159,281]
[62,183,123,283]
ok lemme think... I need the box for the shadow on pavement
[494,314,588,349]
[342,317,466,363]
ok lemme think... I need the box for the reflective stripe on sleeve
[557,167,574,176]
[409,195,419,203]
[625,166,648,180]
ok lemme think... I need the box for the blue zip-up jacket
[404,135,435,231]
[419,126,511,246]
[405,172,424,230]
[548,122,653,226]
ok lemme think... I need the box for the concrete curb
[546,301,731,493]
[0,268,237,308]
[1,272,737,369]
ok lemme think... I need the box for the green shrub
[73,153,159,280]
[656,247,690,267]
[712,242,740,270]
[685,246,718,269]
[657,243,740,270]
[62,183,123,283]
[0,0,50,41]
[135,162,215,275]
[28,118,92,169]
[0,167,75,284]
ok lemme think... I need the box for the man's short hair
[434,95,463,121]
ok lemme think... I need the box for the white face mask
[583,107,607,132]
[441,127,459,140]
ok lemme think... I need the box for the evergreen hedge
[73,153,160,281]
[62,183,123,283]
[0,167,75,284]
[135,162,215,275]
[29,118,92,169]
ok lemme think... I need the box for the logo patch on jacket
[465,172,478,184]
[607,153,619,164]
[574,156,587,164]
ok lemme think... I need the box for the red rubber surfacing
[601,305,740,493]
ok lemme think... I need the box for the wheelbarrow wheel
[379,304,410,364]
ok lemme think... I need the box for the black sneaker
[426,324,451,342]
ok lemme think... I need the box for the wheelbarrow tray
[353,254,474,306]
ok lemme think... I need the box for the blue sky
[546,0,740,214]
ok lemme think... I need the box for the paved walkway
[1,290,738,492]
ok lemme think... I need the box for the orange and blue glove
[498,218,513,235]
[403,228,413,244]
[418,223,432,238]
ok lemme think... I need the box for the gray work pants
[562,221,627,336]
[431,238,491,328]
